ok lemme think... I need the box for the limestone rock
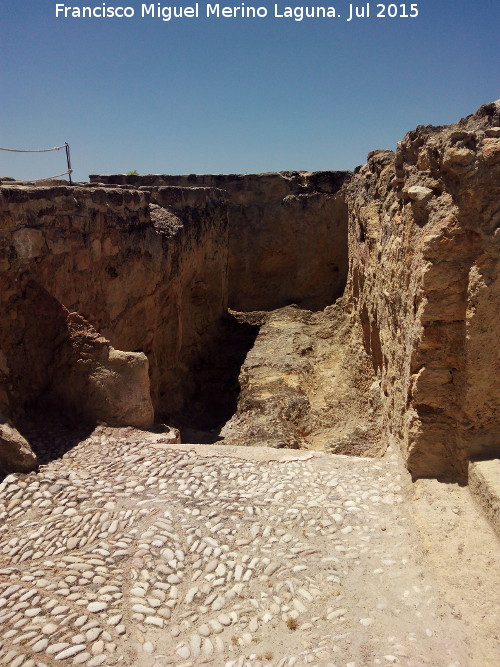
[86,347,154,428]
[52,312,154,429]
[0,417,37,473]
[407,186,433,204]
[344,100,500,481]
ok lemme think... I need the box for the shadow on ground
[169,312,261,444]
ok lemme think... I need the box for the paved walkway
[0,427,494,666]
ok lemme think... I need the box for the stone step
[469,459,500,538]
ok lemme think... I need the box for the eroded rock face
[91,171,351,312]
[0,184,228,447]
[219,303,382,456]
[344,101,500,480]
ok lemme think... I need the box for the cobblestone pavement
[0,427,478,666]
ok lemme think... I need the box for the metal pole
[65,142,73,185]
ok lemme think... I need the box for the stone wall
[344,101,500,481]
[0,183,229,469]
[90,171,350,312]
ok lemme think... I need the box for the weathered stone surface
[469,459,500,538]
[219,304,382,455]
[0,184,228,426]
[91,171,351,312]
[0,416,37,473]
[12,227,46,259]
[344,100,500,480]
[407,185,434,204]
[52,312,154,428]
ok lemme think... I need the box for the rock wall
[344,101,500,481]
[90,172,350,312]
[0,183,228,470]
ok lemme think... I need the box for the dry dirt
[410,477,500,666]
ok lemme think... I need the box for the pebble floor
[0,428,469,667]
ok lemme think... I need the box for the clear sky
[1,0,498,181]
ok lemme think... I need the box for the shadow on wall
[0,280,154,472]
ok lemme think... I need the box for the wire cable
[0,144,66,153]
[7,170,73,183]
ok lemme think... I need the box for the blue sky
[1,0,498,181]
